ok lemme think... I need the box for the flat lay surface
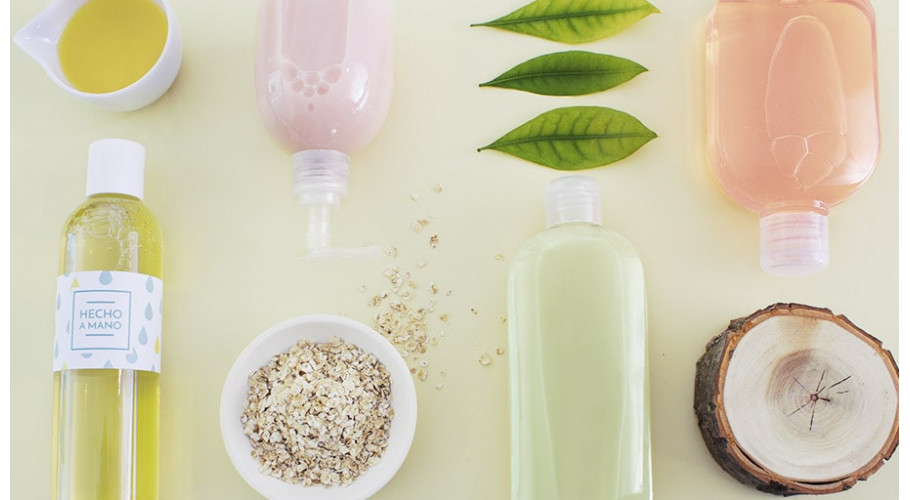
[10,0,899,498]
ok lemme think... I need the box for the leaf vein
[480,8,650,27]
[485,69,641,86]
[494,132,653,148]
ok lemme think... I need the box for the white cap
[86,139,146,199]
[545,175,602,228]
[760,211,829,276]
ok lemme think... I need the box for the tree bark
[694,303,899,496]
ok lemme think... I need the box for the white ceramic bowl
[220,315,418,500]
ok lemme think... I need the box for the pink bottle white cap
[759,211,829,277]
[86,139,146,199]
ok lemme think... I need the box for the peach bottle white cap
[86,139,146,200]
[760,211,829,277]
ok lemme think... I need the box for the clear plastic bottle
[255,0,394,258]
[508,176,651,500]
[52,139,163,499]
[706,0,879,276]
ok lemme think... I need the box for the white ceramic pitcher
[14,0,183,111]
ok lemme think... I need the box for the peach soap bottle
[255,0,393,258]
[706,0,879,276]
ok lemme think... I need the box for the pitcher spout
[13,0,82,74]
[14,23,56,67]
[14,0,183,110]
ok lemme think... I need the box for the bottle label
[54,271,162,373]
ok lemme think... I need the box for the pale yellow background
[10,0,899,499]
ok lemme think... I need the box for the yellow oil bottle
[53,139,162,499]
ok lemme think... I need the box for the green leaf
[480,51,647,96]
[479,106,656,170]
[471,0,660,44]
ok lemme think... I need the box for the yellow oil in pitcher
[58,0,168,94]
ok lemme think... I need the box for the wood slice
[694,303,899,496]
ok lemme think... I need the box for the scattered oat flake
[478,353,493,366]
[429,283,438,295]
[417,368,429,381]
[411,218,430,232]
[432,183,443,193]
[420,360,429,368]
[384,246,399,258]
[493,253,505,262]
[429,235,439,248]
[470,307,478,316]
[439,313,449,323]
[416,260,428,269]
[440,371,447,377]
[435,383,444,390]
[373,266,441,366]
[496,347,506,356]
[410,193,419,201]
[499,315,507,323]
[446,290,454,297]
[357,284,367,293]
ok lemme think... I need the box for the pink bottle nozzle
[759,211,829,276]
[292,149,379,260]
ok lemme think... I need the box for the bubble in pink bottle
[706,0,879,276]
[256,0,393,258]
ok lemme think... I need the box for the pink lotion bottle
[706,0,879,276]
[256,0,393,258]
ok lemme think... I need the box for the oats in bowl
[220,314,417,500]
[241,338,394,487]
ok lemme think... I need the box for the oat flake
[241,338,393,487]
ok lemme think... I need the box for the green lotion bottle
[52,139,162,499]
[508,176,651,500]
